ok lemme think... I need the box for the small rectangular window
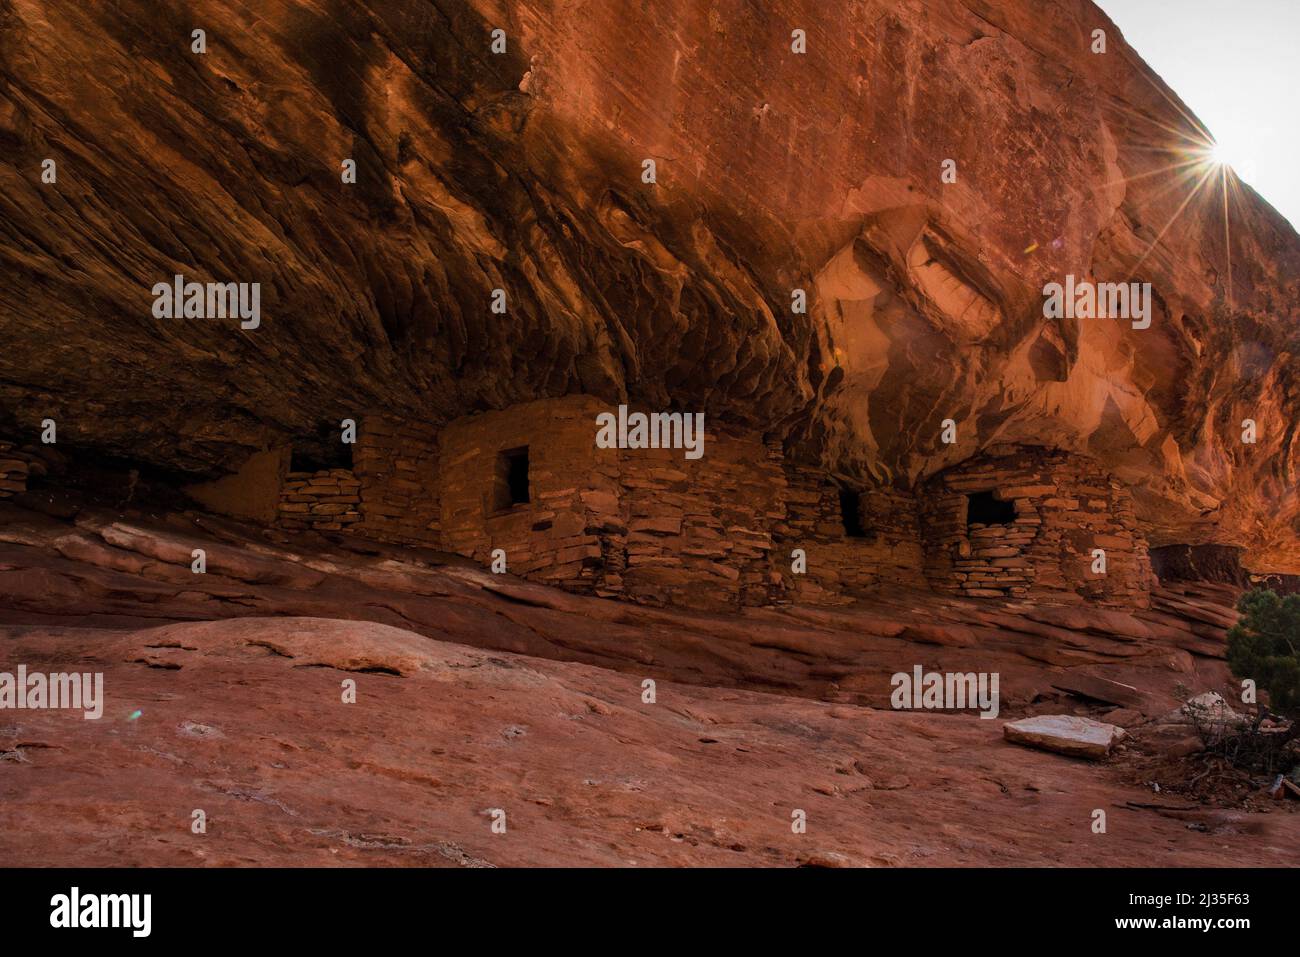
[494,446,530,510]
[839,487,866,538]
[966,490,1015,527]
[291,422,353,473]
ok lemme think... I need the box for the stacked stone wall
[276,468,361,531]
[353,418,440,546]
[438,396,617,592]
[775,465,926,604]
[268,400,1156,612]
[918,445,1153,607]
[0,440,31,498]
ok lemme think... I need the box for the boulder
[1003,715,1126,759]
[1173,692,1249,731]
[1050,673,1149,709]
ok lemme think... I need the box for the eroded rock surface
[0,0,1297,567]
[1,502,1297,866]
[0,501,1251,709]
[3,613,1297,868]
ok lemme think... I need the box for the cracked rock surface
[1,503,1297,866]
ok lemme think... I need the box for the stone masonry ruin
[218,397,1159,612]
[918,445,1154,607]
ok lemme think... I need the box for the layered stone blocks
[438,395,617,592]
[437,396,789,608]
[352,418,440,546]
[918,445,1153,607]
[273,415,439,545]
[260,400,1156,612]
[0,440,30,497]
[775,465,927,603]
[613,432,785,610]
[276,467,361,532]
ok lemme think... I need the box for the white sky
[1095,0,1299,231]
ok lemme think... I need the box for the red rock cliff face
[0,1,1297,566]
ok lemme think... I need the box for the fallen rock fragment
[1002,715,1126,759]
[1166,692,1251,742]
[1049,673,1148,710]
[1102,707,1146,728]
[1178,692,1248,729]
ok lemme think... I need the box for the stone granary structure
[142,395,1154,611]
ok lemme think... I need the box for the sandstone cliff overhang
[0,1,1296,568]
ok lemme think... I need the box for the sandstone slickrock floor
[1,502,1296,866]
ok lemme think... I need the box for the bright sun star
[1205,138,1256,183]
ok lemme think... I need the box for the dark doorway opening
[495,446,530,510]
[839,487,867,538]
[290,424,353,473]
[966,490,1015,527]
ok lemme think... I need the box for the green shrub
[1226,589,1300,720]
